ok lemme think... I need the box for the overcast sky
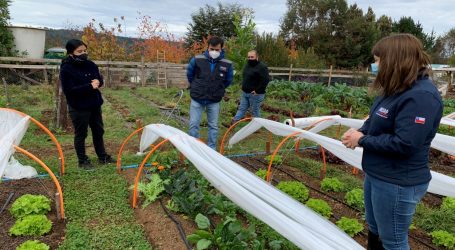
[9,0,455,38]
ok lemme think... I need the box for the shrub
[442,197,455,211]
[276,181,309,203]
[414,203,455,234]
[187,214,260,249]
[345,188,364,209]
[10,194,51,219]
[430,230,455,249]
[16,240,50,250]
[255,169,267,180]
[321,177,345,192]
[264,155,283,165]
[336,217,364,237]
[306,198,332,218]
[136,174,170,208]
[9,215,52,236]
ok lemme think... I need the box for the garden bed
[0,178,66,249]
[122,167,197,250]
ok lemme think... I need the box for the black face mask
[73,53,88,62]
[248,59,259,67]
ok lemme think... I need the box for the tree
[0,0,15,56]
[255,33,289,67]
[280,0,324,50]
[133,15,188,63]
[376,15,393,39]
[225,13,256,82]
[309,0,349,66]
[185,3,252,48]
[334,5,379,67]
[392,16,435,51]
[432,28,455,64]
[81,18,127,61]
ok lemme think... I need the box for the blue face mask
[371,63,379,75]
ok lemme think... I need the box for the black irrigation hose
[241,158,437,250]
[0,192,14,215]
[158,199,192,250]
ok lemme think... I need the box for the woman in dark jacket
[60,39,114,169]
[342,34,443,250]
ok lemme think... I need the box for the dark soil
[0,179,66,250]
[122,168,197,250]
[234,155,441,250]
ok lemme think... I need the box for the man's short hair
[248,50,258,56]
[208,36,224,48]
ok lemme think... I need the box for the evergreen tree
[0,0,15,56]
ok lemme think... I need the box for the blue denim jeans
[233,91,265,121]
[188,99,220,150]
[364,174,429,250]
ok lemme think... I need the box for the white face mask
[209,50,220,59]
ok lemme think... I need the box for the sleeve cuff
[358,135,368,147]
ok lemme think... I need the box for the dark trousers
[68,106,107,163]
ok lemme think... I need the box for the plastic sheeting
[139,124,364,250]
[284,115,339,127]
[3,157,38,179]
[228,118,455,198]
[287,116,455,156]
[441,112,455,127]
[0,110,31,178]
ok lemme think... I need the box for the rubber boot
[367,231,385,250]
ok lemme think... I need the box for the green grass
[1,85,152,249]
[414,203,455,235]
[2,83,454,248]
[59,166,152,249]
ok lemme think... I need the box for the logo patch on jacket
[415,117,426,124]
[375,107,389,118]
[219,66,227,72]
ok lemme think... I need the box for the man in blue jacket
[186,36,234,150]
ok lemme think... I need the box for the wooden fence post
[106,60,111,88]
[328,65,333,86]
[141,56,146,87]
[288,64,293,81]
[54,74,69,130]
[43,68,49,85]
[2,77,10,106]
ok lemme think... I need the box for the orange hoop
[116,127,144,173]
[0,108,65,175]
[14,145,65,219]
[266,131,302,182]
[132,139,169,208]
[320,146,327,179]
[219,117,252,155]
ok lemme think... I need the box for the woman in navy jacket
[342,34,443,250]
[60,39,114,169]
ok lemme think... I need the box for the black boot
[79,159,94,170]
[98,154,115,164]
[368,231,385,250]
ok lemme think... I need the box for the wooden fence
[1,57,454,89]
[0,57,188,88]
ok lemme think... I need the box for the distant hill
[45,28,140,49]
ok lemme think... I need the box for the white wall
[9,27,46,59]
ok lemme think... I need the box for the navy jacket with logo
[60,56,104,110]
[358,75,443,186]
[186,50,234,104]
